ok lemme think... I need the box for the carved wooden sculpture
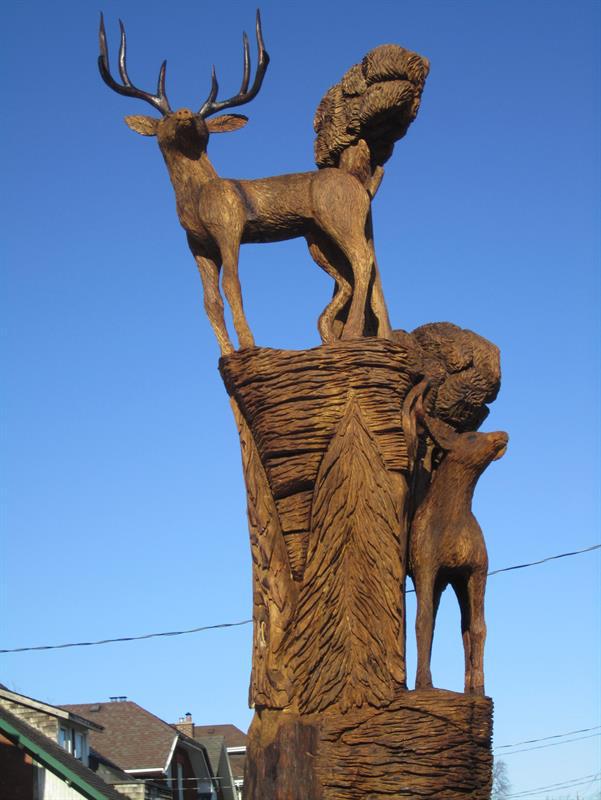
[98,13,506,798]
[99,14,426,354]
[409,396,508,695]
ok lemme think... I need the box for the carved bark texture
[245,691,493,800]
[222,341,496,797]
[293,396,406,713]
[232,400,297,709]
[221,338,422,582]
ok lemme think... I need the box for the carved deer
[98,12,392,355]
[408,399,508,695]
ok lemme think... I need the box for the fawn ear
[207,114,249,133]
[124,115,159,136]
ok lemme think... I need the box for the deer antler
[98,13,172,116]
[198,9,270,118]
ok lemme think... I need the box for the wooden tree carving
[99,12,506,799]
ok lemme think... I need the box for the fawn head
[415,394,508,471]
[98,11,269,158]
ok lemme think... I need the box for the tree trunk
[220,340,493,799]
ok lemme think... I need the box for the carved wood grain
[231,400,297,709]
[293,396,406,712]
[245,691,493,799]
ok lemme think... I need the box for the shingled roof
[61,701,181,772]
[192,724,247,749]
[194,734,225,775]
[192,724,247,782]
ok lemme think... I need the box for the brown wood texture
[245,690,493,800]
[98,14,503,795]
[409,404,508,696]
[221,340,420,714]
[222,340,498,797]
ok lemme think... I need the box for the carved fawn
[408,400,508,695]
[98,12,391,355]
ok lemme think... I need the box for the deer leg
[306,233,352,343]
[190,248,234,357]
[365,212,392,339]
[313,179,372,340]
[451,578,473,694]
[414,571,438,689]
[217,238,255,351]
[337,235,372,340]
[466,569,487,695]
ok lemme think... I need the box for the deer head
[415,395,508,471]
[98,10,270,159]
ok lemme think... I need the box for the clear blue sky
[2,0,600,796]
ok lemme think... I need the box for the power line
[496,724,601,750]
[504,772,600,798]
[497,731,600,756]
[486,543,600,577]
[1,543,599,654]
[0,619,252,654]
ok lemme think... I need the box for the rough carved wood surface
[221,338,422,571]
[221,340,498,797]
[245,690,493,799]
[221,339,421,714]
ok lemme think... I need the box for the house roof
[194,734,225,774]
[62,701,211,776]
[192,724,247,781]
[0,687,103,731]
[0,705,124,800]
[62,701,179,773]
[192,724,247,749]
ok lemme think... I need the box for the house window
[73,731,85,761]
[58,727,86,762]
[58,727,72,753]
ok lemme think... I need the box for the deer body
[409,411,508,695]
[99,15,387,355]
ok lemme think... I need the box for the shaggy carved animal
[408,401,508,695]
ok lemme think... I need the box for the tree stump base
[220,341,495,798]
[245,689,493,800]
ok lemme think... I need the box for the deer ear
[206,114,249,133]
[124,115,160,136]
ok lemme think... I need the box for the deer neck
[160,146,218,226]
[430,458,480,510]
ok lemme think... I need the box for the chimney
[175,711,194,738]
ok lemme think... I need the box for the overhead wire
[504,772,601,798]
[496,731,600,756]
[0,543,598,654]
[495,724,601,749]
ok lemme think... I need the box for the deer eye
[467,434,477,441]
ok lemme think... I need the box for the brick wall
[0,733,34,800]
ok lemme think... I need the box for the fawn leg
[452,578,473,694]
[467,569,487,695]
[414,571,437,689]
